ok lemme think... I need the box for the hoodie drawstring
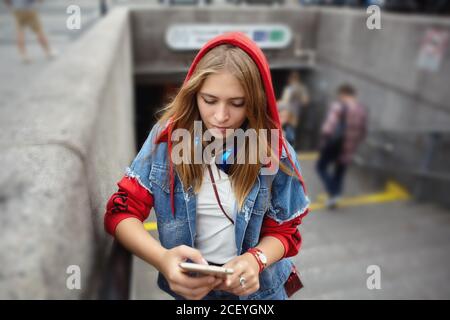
[168,121,176,217]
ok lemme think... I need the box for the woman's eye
[203,98,216,105]
[202,97,243,107]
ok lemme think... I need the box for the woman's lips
[213,126,231,133]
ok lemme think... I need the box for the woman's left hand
[213,253,261,296]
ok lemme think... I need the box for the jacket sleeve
[266,142,310,224]
[262,141,310,257]
[260,212,307,258]
[104,176,154,237]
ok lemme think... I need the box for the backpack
[325,103,348,153]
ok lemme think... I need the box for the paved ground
[132,158,450,299]
[0,0,102,108]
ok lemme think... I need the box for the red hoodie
[104,32,309,258]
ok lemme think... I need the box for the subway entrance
[134,67,319,151]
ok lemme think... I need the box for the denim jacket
[125,123,310,300]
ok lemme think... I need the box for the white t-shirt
[195,156,238,264]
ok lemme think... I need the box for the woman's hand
[158,245,223,300]
[213,253,260,297]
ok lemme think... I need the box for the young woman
[104,32,310,300]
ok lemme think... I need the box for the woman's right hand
[158,245,223,300]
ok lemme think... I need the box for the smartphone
[179,262,234,276]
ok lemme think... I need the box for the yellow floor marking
[144,221,158,231]
[309,180,411,211]
[297,151,319,161]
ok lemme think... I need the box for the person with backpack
[316,84,368,209]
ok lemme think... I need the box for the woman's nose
[214,103,229,123]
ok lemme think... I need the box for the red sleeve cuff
[104,212,142,237]
[104,176,154,236]
[260,215,303,258]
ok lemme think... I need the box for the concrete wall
[131,6,320,82]
[0,8,134,299]
[315,7,450,132]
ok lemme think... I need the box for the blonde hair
[157,44,295,210]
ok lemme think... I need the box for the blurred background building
[1,0,449,299]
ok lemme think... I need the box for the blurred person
[278,71,310,149]
[100,0,111,16]
[316,84,367,209]
[278,103,296,147]
[4,0,56,63]
[103,32,310,300]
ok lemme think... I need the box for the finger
[214,272,229,280]
[228,278,248,291]
[234,284,258,297]
[227,274,243,290]
[229,278,259,296]
[175,273,218,290]
[229,273,258,292]
[224,263,245,287]
[190,279,222,300]
[213,280,228,291]
[170,283,196,299]
[172,278,220,300]
[212,278,223,289]
[177,245,208,265]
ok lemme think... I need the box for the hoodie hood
[156,32,306,217]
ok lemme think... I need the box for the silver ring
[239,275,246,288]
